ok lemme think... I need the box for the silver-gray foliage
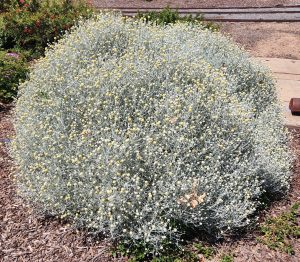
[12,13,291,251]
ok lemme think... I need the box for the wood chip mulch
[1,103,300,262]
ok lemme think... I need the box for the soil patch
[220,22,300,59]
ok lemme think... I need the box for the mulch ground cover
[1,103,300,261]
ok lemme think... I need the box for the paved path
[258,57,300,127]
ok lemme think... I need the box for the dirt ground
[92,0,300,8]
[220,22,300,60]
[1,104,300,261]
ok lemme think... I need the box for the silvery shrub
[12,13,292,252]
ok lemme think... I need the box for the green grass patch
[111,241,199,262]
[220,253,234,262]
[193,243,215,259]
[258,202,300,255]
[111,240,228,261]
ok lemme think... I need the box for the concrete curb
[258,57,300,127]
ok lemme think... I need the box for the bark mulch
[1,104,300,261]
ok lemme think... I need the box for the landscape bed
[1,2,300,261]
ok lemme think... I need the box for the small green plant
[0,0,93,58]
[0,49,29,102]
[193,243,215,259]
[111,241,150,261]
[0,16,4,43]
[220,253,234,262]
[0,0,94,101]
[258,202,300,255]
[136,7,219,31]
[111,241,198,262]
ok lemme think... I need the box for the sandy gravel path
[92,0,300,8]
[220,22,300,59]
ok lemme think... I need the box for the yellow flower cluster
[12,12,291,253]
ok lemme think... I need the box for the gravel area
[92,0,300,8]
[220,22,300,59]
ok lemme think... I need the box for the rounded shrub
[12,13,291,252]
